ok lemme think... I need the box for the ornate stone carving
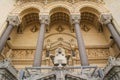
[7,16,20,26]
[31,25,38,32]
[71,14,81,24]
[39,15,50,25]
[56,25,64,32]
[0,58,18,80]
[10,49,35,59]
[100,13,112,24]
[87,49,110,58]
[103,57,120,80]
[81,24,90,32]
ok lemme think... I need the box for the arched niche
[49,7,70,25]
[20,7,40,19]
[74,1,109,14]
[80,7,100,17]
[45,1,73,14]
[80,7,103,33]
[20,8,40,27]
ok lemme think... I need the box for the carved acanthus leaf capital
[100,13,112,24]
[39,15,50,25]
[7,16,20,26]
[71,14,81,24]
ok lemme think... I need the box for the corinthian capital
[39,15,50,25]
[7,16,20,26]
[100,13,112,24]
[71,14,81,24]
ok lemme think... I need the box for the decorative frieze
[10,49,35,59]
[5,48,111,61]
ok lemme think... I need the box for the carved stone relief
[87,49,110,58]
[8,48,111,61]
[10,49,35,59]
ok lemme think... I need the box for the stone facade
[0,0,120,79]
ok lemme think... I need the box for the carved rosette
[100,13,112,24]
[39,15,50,25]
[7,16,20,26]
[71,14,81,24]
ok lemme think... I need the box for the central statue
[54,47,67,66]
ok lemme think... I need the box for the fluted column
[100,14,120,49]
[33,15,49,67]
[71,15,89,66]
[0,16,20,53]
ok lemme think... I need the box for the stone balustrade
[103,57,120,80]
[0,58,18,80]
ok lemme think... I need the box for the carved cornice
[71,14,81,24]
[7,16,20,26]
[100,13,112,24]
[39,15,50,25]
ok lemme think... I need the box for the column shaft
[107,23,120,49]
[0,24,13,53]
[74,23,89,66]
[33,23,46,67]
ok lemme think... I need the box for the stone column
[100,14,120,49]
[0,16,20,53]
[71,15,89,66]
[33,15,49,67]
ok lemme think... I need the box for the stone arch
[45,1,73,14]
[11,2,43,19]
[49,6,71,25]
[80,7,100,17]
[19,7,40,19]
[49,7,70,16]
[74,2,109,16]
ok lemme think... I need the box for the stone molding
[100,13,112,24]
[7,16,20,26]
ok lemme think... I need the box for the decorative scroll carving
[7,16,20,26]
[100,13,112,24]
